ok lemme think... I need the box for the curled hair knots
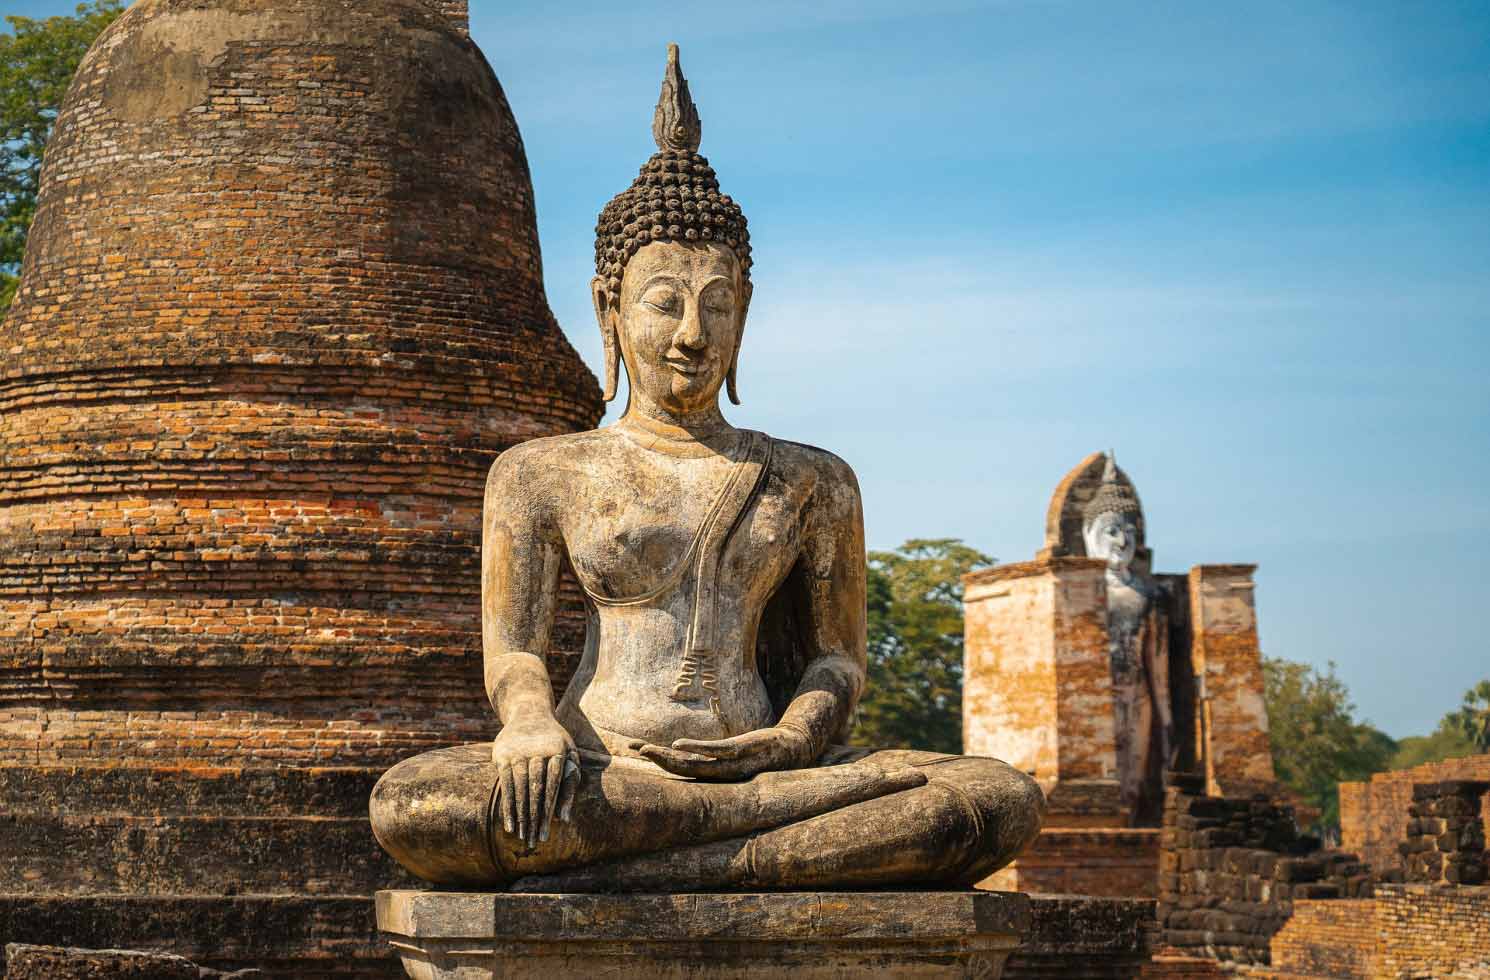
[594,149,751,304]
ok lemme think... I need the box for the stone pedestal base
[376,889,1031,979]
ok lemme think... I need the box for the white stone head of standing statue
[1082,454,1142,579]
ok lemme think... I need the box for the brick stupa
[0,0,601,974]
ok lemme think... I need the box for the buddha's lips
[665,358,705,375]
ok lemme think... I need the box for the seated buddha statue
[370,45,1044,893]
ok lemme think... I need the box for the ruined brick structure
[0,0,601,973]
[1152,772,1490,977]
[1340,752,1490,875]
[1157,785,1373,966]
[964,452,1275,897]
[1002,895,1157,979]
[1398,780,1488,885]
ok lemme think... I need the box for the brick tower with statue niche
[963,452,1275,898]
[0,0,601,974]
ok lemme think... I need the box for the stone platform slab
[376,889,1032,979]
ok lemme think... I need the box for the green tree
[0,0,124,313]
[1390,717,1477,770]
[1445,679,1490,753]
[1263,657,1396,833]
[851,538,992,753]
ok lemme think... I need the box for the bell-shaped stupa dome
[0,0,599,967]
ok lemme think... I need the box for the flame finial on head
[652,43,701,153]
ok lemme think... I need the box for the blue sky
[11,1,1489,737]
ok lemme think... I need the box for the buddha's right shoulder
[485,429,612,488]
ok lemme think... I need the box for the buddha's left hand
[634,725,814,781]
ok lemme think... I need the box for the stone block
[3,945,201,979]
[376,890,1031,979]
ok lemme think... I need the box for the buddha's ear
[592,275,620,402]
[726,280,752,406]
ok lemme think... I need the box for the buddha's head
[592,44,753,414]
[1081,454,1142,574]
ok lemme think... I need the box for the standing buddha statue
[1081,454,1173,824]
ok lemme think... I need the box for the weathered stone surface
[376,890,1030,979]
[0,897,397,978]
[370,45,1046,899]
[2,943,258,979]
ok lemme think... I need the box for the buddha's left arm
[775,456,868,759]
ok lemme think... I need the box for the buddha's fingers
[512,762,530,844]
[639,743,752,781]
[557,753,580,824]
[526,757,547,847]
[498,763,518,835]
[538,755,563,843]
[671,735,753,760]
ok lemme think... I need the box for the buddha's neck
[617,396,735,457]
[620,392,732,439]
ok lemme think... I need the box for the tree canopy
[0,0,124,313]
[1262,656,1396,833]
[1446,679,1490,753]
[850,538,992,753]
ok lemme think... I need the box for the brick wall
[1341,754,1490,875]
[0,0,602,770]
[985,828,1160,898]
[1261,885,1490,980]
[1186,565,1275,797]
[1266,899,1376,978]
[1376,883,1490,979]
[1003,895,1156,980]
[963,557,1116,791]
[1399,780,1488,885]
[0,0,600,973]
[1158,788,1372,965]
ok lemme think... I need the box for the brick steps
[0,812,413,896]
[0,763,384,816]
[0,762,416,899]
[0,894,401,978]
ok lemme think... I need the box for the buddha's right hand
[491,718,581,848]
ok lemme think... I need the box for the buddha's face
[603,240,746,415]
[1083,511,1138,573]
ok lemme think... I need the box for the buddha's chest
[563,456,808,606]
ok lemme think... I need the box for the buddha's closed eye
[642,288,681,315]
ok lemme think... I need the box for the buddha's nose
[675,307,706,350]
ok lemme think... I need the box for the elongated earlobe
[592,276,620,402]
[726,355,741,405]
[726,282,752,405]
